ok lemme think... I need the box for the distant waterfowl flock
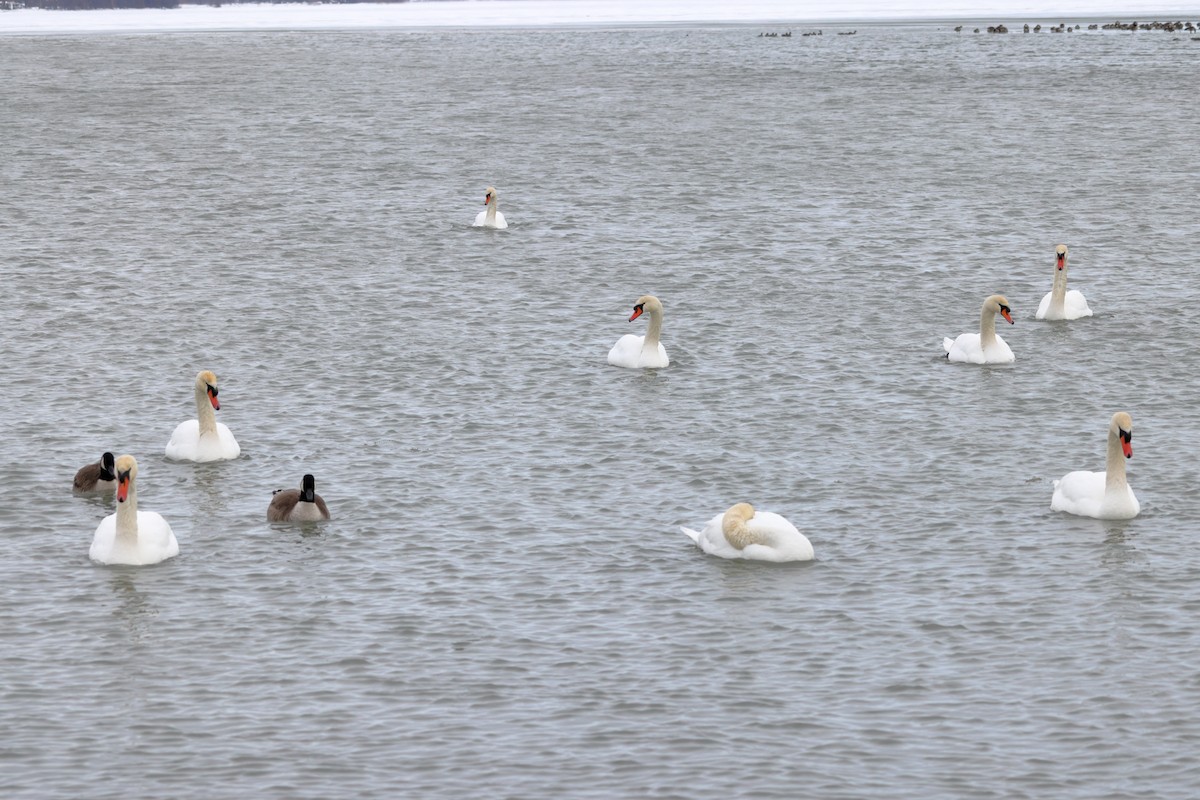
[76,189,1136,566]
[758,20,1199,37]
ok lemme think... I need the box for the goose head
[1055,244,1068,271]
[1112,411,1133,458]
[300,474,317,503]
[628,295,663,322]
[985,294,1014,324]
[483,186,498,207]
[114,454,138,503]
[196,370,220,410]
[99,451,116,482]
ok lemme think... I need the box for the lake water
[2,19,1200,800]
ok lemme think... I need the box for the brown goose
[268,474,331,522]
[74,451,117,493]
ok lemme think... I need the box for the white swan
[268,474,331,522]
[680,503,813,562]
[1036,244,1093,321]
[165,370,241,462]
[473,186,508,229]
[607,295,669,369]
[73,451,116,493]
[1051,411,1140,519]
[90,455,179,565]
[943,294,1015,364]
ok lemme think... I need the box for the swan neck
[643,306,664,349]
[485,200,497,223]
[1050,268,1068,311]
[116,485,139,542]
[979,304,997,348]
[1105,429,1128,491]
[195,382,217,435]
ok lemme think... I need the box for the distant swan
[74,451,116,494]
[680,503,813,562]
[268,474,331,522]
[165,370,241,462]
[90,455,179,565]
[473,186,508,229]
[1051,411,1140,519]
[943,294,1015,363]
[1036,244,1093,320]
[607,295,669,368]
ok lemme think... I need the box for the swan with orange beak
[90,455,179,565]
[165,370,241,462]
[943,294,1015,364]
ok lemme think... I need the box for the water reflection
[107,572,159,643]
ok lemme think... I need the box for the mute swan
[1051,411,1140,519]
[90,455,179,565]
[165,370,241,462]
[1036,244,1093,320]
[268,474,331,522]
[608,295,669,369]
[943,294,1015,364]
[680,503,814,562]
[73,451,116,493]
[473,186,508,229]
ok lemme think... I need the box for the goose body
[73,451,116,494]
[1036,244,1093,321]
[166,370,240,462]
[90,455,179,565]
[943,294,1015,364]
[608,295,669,369]
[473,186,508,229]
[680,503,813,562]
[1052,412,1140,519]
[268,474,331,522]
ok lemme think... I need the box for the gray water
[2,22,1200,799]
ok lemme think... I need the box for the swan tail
[942,337,954,354]
[680,526,701,544]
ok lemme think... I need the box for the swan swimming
[165,370,241,462]
[268,474,331,522]
[681,503,813,562]
[607,295,669,369]
[1036,244,1093,320]
[943,294,1015,364]
[473,186,508,229]
[1051,411,1140,519]
[90,455,179,566]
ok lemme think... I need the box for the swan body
[74,451,116,494]
[608,295,669,369]
[1036,244,1093,321]
[268,474,331,522]
[473,186,508,229]
[1052,411,1140,519]
[943,294,1015,363]
[166,370,240,462]
[90,455,179,565]
[680,503,813,562]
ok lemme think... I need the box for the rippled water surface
[2,23,1200,800]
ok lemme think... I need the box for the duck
[1036,244,1093,320]
[89,455,179,565]
[607,295,669,369]
[473,186,508,229]
[1051,412,1140,519]
[267,474,331,522]
[943,294,1015,363]
[73,451,116,493]
[165,370,241,462]
[680,503,813,562]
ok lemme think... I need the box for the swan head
[300,474,317,503]
[1112,411,1133,459]
[722,503,756,540]
[196,370,220,410]
[483,186,497,206]
[1055,244,1068,271]
[985,294,1014,324]
[114,454,138,503]
[628,294,663,322]
[99,451,116,481]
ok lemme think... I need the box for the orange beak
[208,387,220,411]
[1056,253,1065,271]
[1121,431,1133,458]
[1000,308,1013,324]
[483,195,490,205]
[628,306,644,322]
[117,474,130,503]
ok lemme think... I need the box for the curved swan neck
[1105,427,1128,491]
[643,305,664,349]
[722,504,758,550]
[116,482,139,542]
[195,380,217,435]
[979,303,998,348]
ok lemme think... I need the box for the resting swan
[90,455,179,565]
[680,503,813,562]
[607,295,669,369]
[165,370,241,462]
[1036,244,1093,320]
[1051,411,1140,519]
[73,451,116,493]
[473,186,508,229]
[943,294,1015,363]
[268,474,331,522]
